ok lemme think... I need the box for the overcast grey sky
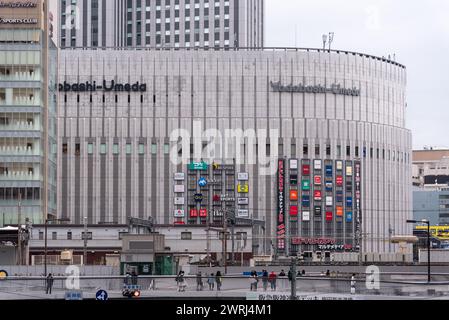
[265,0,449,150]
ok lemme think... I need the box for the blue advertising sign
[302,195,310,207]
[346,212,353,223]
[325,165,333,177]
[346,197,353,207]
[198,177,207,187]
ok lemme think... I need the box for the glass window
[337,145,341,157]
[315,144,320,156]
[139,143,145,155]
[52,232,57,240]
[39,231,43,240]
[67,232,72,240]
[303,144,308,156]
[113,143,119,155]
[87,143,93,155]
[164,143,170,154]
[100,143,107,155]
[151,143,157,154]
[181,232,192,240]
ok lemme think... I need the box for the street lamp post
[83,217,88,266]
[44,218,48,277]
[407,219,431,283]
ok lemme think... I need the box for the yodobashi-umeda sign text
[59,81,147,93]
[270,81,360,97]
[277,159,286,252]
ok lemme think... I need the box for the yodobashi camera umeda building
[57,47,412,261]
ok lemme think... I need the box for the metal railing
[0,274,448,299]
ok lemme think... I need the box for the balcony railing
[0,122,40,131]
[0,72,41,82]
[0,97,40,106]
[0,146,41,156]
[0,172,41,181]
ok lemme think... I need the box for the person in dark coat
[46,273,54,294]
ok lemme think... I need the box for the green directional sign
[188,161,209,171]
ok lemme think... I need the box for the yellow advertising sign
[238,184,249,193]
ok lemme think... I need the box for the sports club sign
[277,159,286,252]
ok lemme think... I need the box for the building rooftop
[61,46,407,69]
[413,150,449,162]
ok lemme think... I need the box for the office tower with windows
[60,0,264,48]
[0,0,58,225]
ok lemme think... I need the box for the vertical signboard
[277,159,286,253]
[354,161,362,251]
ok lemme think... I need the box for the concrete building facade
[0,0,58,225]
[59,0,264,48]
[57,47,412,257]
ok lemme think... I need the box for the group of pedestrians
[249,270,279,292]
[176,270,223,292]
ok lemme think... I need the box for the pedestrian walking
[278,269,286,290]
[207,273,215,290]
[131,271,138,285]
[46,273,54,295]
[196,271,204,291]
[262,270,269,291]
[176,271,186,292]
[249,270,258,291]
[350,274,356,295]
[215,271,223,291]
[268,271,277,291]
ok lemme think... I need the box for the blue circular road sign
[96,289,108,301]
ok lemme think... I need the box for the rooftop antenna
[322,34,328,50]
[295,24,298,47]
[328,32,334,50]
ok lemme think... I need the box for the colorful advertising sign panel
[302,180,310,191]
[174,209,185,218]
[190,209,198,218]
[336,176,343,186]
[303,211,310,221]
[326,211,333,221]
[290,190,299,201]
[314,176,322,185]
[188,161,209,171]
[174,185,185,193]
[336,206,344,217]
[290,159,298,169]
[238,172,249,181]
[303,164,310,175]
[277,159,286,252]
[238,184,249,193]
[290,206,299,217]
[302,195,310,207]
